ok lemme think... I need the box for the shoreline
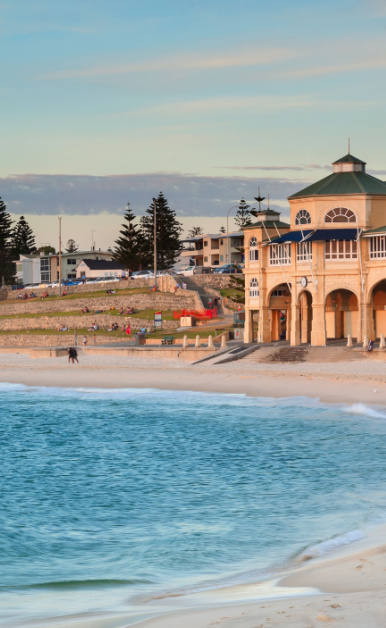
[2,350,386,627]
[0,350,385,406]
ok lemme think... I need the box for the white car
[176,266,196,276]
[131,270,154,278]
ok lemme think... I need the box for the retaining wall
[0,315,179,332]
[0,291,199,317]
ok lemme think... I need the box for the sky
[2,0,386,249]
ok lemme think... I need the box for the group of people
[81,306,89,314]
[17,292,37,300]
[107,322,119,332]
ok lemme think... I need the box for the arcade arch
[325,289,358,340]
[298,290,313,344]
[269,283,291,341]
[369,279,386,338]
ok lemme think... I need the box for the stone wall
[0,290,199,317]
[0,315,179,332]
[0,334,123,347]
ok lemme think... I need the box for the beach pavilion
[243,153,386,346]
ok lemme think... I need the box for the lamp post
[226,205,239,265]
[153,197,157,290]
[58,217,62,297]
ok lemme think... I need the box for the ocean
[1,383,386,626]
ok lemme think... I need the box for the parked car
[131,270,154,278]
[176,266,196,276]
[193,266,213,275]
[214,264,243,274]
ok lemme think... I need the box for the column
[244,308,253,344]
[259,307,271,343]
[311,304,326,346]
[290,302,300,346]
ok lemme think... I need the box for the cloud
[215,164,330,172]
[0,172,305,217]
[39,45,297,80]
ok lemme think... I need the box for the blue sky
[2,0,386,248]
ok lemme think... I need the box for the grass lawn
[2,286,151,306]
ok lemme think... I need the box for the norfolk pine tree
[234,198,252,229]
[11,216,37,257]
[65,239,79,253]
[140,193,182,270]
[113,202,150,271]
[0,197,15,284]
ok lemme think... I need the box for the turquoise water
[2,384,386,625]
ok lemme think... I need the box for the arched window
[295,209,311,225]
[249,237,258,261]
[325,208,356,223]
[250,277,259,298]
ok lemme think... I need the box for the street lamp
[153,197,157,290]
[226,205,239,265]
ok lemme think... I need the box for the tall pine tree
[11,216,37,257]
[113,202,150,271]
[0,197,15,284]
[140,193,182,270]
[234,198,252,228]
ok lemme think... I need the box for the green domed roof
[289,155,386,199]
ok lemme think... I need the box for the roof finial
[254,186,265,210]
[348,137,350,154]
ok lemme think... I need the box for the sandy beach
[1,347,386,627]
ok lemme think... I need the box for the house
[15,250,114,284]
[75,259,125,279]
[243,152,386,346]
[180,231,244,267]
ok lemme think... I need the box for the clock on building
[300,276,308,288]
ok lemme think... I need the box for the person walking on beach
[83,335,88,349]
[67,347,79,364]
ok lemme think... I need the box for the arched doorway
[370,280,386,338]
[269,283,291,341]
[299,290,313,344]
[325,289,358,341]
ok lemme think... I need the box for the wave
[0,578,153,591]
[344,403,386,419]
[297,529,365,562]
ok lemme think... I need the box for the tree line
[0,191,255,283]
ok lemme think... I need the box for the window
[271,289,289,297]
[325,240,357,260]
[249,237,258,262]
[325,208,356,223]
[40,257,51,283]
[220,239,223,245]
[369,236,386,259]
[295,209,311,225]
[67,259,77,265]
[297,241,312,262]
[249,278,259,298]
[269,243,291,265]
[204,240,208,247]
[204,256,208,262]
[220,255,223,262]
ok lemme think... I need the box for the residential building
[180,231,244,267]
[75,259,125,279]
[243,153,386,346]
[15,250,113,284]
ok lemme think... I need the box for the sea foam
[297,529,365,562]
